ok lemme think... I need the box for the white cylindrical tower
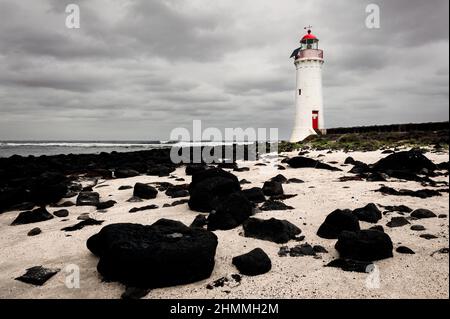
[289,28,325,142]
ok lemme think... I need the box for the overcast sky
[0,0,448,140]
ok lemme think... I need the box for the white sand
[0,150,448,299]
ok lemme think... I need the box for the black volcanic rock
[207,192,253,231]
[317,209,360,239]
[242,187,266,203]
[232,248,272,276]
[53,209,69,218]
[386,217,410,228]
[76,192,100,206]
[287,157,341,171]
[129,205,159,213]
[27,227,42,236]
[115,169,140,178]
[353,203,382,223]
[396,246,415,254]
[188,168,240,212]
[15,266,60,286]
[262,181,284,196]
[86,219,218,288]
[326,259,373,273]
[335,230,394,261]
[376,186,441,199]
[260,200,294,211]
[62,218,104,232]
[410,209,437,219]
[96,200,117,210]
[185,164,208,176]
[133,183,158,199]
[373,149,437,173]
[11,207,54,225]
[190,214,208,228]
[270,174,288,184]
[243,218,301,244]
[165,185,189,199]
[410,225,426,231]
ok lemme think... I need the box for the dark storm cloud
[0,0,448,140]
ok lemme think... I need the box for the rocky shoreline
[0,146,448,299]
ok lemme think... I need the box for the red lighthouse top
[301,29,317,41]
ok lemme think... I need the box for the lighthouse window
[298,89,302,95]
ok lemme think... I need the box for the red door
[312,111,319,130]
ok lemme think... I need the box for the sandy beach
[0,149,448,299]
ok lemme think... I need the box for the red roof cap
[301,30,317,41]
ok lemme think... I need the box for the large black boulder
[335,230,393,261]
[243,218,301,244]
[86,219,218,288]
[353,203,382,223]
[317,209,360,239]
[133,183,158,199]
[287,157,341,171]
[232,248,272,276]
[11,207,54,225]
[188,168,240,212]
[373,149,437,173]
[207,192,253,231]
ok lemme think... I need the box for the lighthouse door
[312,111,319,130]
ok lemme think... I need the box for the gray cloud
[0,0,448,140]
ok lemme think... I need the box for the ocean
[0,141,172,158]
[0,141,255,158]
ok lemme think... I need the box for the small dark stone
[115,169,140,178]
[289,243,316,257]
[262,181,284,196]
[11,207,54,226]
[118,185,133,190]
[133,183,158,199]
[96,200,117,210]
[171,199,189,207]
[326,259,373,273]
[76,192,100,206]
[386,217,410,228]
[410,225,426,231]
[53,209,69,218]
[15,266,60,286]
[420,234,438,240]
[239,179,252,185]
[127,196,143,203]
[410,209,437,219]
[129,205,159,213]
[396,246,415,254]
[260,200,294,211]
[61,218,104,232]
[286,178,304,184]
[27,227,42,236]
[438,214,447,218]
[232,248,272,276]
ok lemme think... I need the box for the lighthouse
[289,27,325,142]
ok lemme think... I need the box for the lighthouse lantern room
[289,27,325,142]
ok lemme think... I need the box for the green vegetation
[278,130,449,152]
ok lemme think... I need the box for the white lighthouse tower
[289,27,325,142]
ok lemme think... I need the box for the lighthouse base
[289,127,319,143]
